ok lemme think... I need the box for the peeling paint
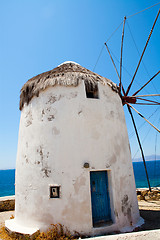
[25,111,33,127]
[121,195,132,222]
[78,110,82,115]
[36,146,51,178]
[46,94,63,105]
[24,155,29,164]
[42,109,45,115]
[42,168,51,178]
[106,163,111,168]
[47,95,57,104]
[48,115,55,121]
[26,120,32,127]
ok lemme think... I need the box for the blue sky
[0,0,160,169]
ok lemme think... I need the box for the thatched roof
[19,61,118,110]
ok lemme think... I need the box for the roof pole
[127,105,152,192]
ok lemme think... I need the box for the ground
[139,200,160,231]
[0,199,160,239]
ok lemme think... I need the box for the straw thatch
[19,62,118,110]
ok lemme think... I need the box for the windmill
[104,8,160,192]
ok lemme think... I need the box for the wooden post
[127,105,152,192]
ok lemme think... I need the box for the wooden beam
[125,9,160,96]
[127,105,151,191]
[119,16,126,94]
[132,94,160,97]
[133,71,160,96]
[104,43,120,81]
[126,103,160,133]
[134,97,160,105]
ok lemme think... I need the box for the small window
[50,186,60,198]
[85,81,99,99]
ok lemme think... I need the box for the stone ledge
[0,196,15,212]
[5,219,39,239]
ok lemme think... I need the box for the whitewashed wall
[9,81,141,236]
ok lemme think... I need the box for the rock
[145,196,150,201]
[141,190,148,197]
[137,195,145,201]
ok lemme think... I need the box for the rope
[93,45,104,72]
[126,21,159,96]
[107,46,159,98]
[132,109,159,160]
[153,117,160,186]
[105,21,123,43]
[129,107,160,138]
[93,21,123,72]
[127,2,160,19]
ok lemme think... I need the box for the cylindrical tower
[5,62,143,237]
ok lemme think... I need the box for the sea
[0,161,160,197]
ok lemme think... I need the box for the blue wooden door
[90,171,111,226]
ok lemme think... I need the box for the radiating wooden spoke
[126,102,160,133]
[133,71,160,96]
[133,94,160,97]
[119,16,127,93]
[127,105,151,191]
[125,9,160,96]
[104,43,120,81]
[134,97,160,105]
[135,103,160,105]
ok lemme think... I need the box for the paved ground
[0,211,15,228]
[86,229,160,239]
[0,201,160,239]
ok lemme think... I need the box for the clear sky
[0,0,160,169]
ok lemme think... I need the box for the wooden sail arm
[134,97,160,105]
[119,16,127,93]
[135,103,160,105]
[133,94,160,97]
[126,102,160,133]
[133,70,160,96]
[127,105,151,191]
[104,42,120,80]
[125,9,160,96]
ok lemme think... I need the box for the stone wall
[137,189,160,201]
[0,196,15,212]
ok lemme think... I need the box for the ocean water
[0,169,15,197]
[133,160,160,188]
[0,161,160,197]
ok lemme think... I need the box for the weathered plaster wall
[13,81,140,236]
